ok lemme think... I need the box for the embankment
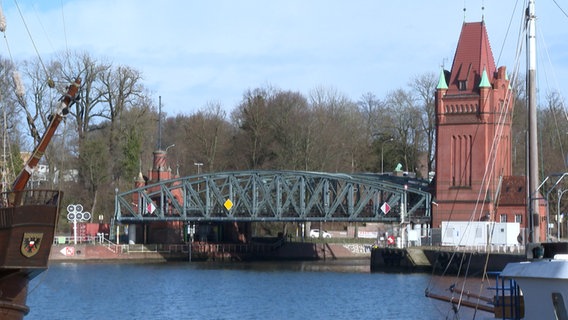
[49,242,372,262]
[371,246,526,275]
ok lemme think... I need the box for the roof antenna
[481,0,485,21]
[463,0,467,21]
[157,96,162,150]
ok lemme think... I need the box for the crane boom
[12,77,81,191]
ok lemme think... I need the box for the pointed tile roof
[479,68,491,88]
[437,68,448,90]
[447,22,496,95]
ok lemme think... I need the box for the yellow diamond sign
[224,199,233,210]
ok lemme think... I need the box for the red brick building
[432,21,546,242]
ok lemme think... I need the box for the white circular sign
[66,204,90,221]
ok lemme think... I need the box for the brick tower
[432,21,514,228]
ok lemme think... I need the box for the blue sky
[1,0,567,115]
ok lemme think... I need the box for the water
[26,260,488,320]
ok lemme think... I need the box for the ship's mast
[11,78,81,192]
[527,0,539,243]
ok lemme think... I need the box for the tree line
[0,51,566,232]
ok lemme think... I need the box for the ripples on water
[26,260,490,320]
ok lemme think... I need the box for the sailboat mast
[527,0,539,242]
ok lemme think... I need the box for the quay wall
[370,246,525,275]
[50,244,168,262]
[49,242,372,262]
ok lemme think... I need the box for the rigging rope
[552,0,568,19]
[13,0,54,88]
[60,0,69,57]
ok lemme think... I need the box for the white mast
[527,0,539,243]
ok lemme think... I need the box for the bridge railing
[117,241,284,255]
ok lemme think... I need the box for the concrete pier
[371,246,525,275]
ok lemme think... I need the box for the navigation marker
[381,202,391,214]
[224,199,233,210]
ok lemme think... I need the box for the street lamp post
[381,138,394,174]
[194,162,203,192]
[544,173,568,241]
[558,188,568,240]
[165,144,175,153]
[194,162,203,175]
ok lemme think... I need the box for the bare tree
[58,51,110,144]
[307,86,361,172]
[358,92,384,141]
[19,58,78,188]
[266,90,309,170]
[118,95,157,187]
[0,58,25,186]
[232,86,276,169]
[385,88,423,173]
[410,72,437,177]
[56,51,152,217]
[177,102,232,173]
[358,92,389,172]
[510,74,527,175]
[99,64,144,184]
[78,130,111,218]
[540,90,568,173]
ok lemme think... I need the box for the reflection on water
[26,259,493,320]
[195,259,371,273]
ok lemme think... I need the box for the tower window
[458,80,467,91]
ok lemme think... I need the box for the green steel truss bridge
[114,171,431,224]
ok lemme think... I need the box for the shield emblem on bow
[21,232,43,258]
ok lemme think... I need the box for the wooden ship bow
[0,78,81,319]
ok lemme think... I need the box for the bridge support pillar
[128,224,137,244]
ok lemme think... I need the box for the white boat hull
[501,259,568,319]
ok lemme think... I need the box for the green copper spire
[437,69,448,90]
[479,68,491,88]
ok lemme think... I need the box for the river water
[26,260,492,319]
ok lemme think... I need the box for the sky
[1,0,567,116]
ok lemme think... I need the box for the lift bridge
[114,170,431,224]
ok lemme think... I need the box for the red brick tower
[147,150,172,184]
[433,21,514,228]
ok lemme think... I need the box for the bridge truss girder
[115,171,431,224]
